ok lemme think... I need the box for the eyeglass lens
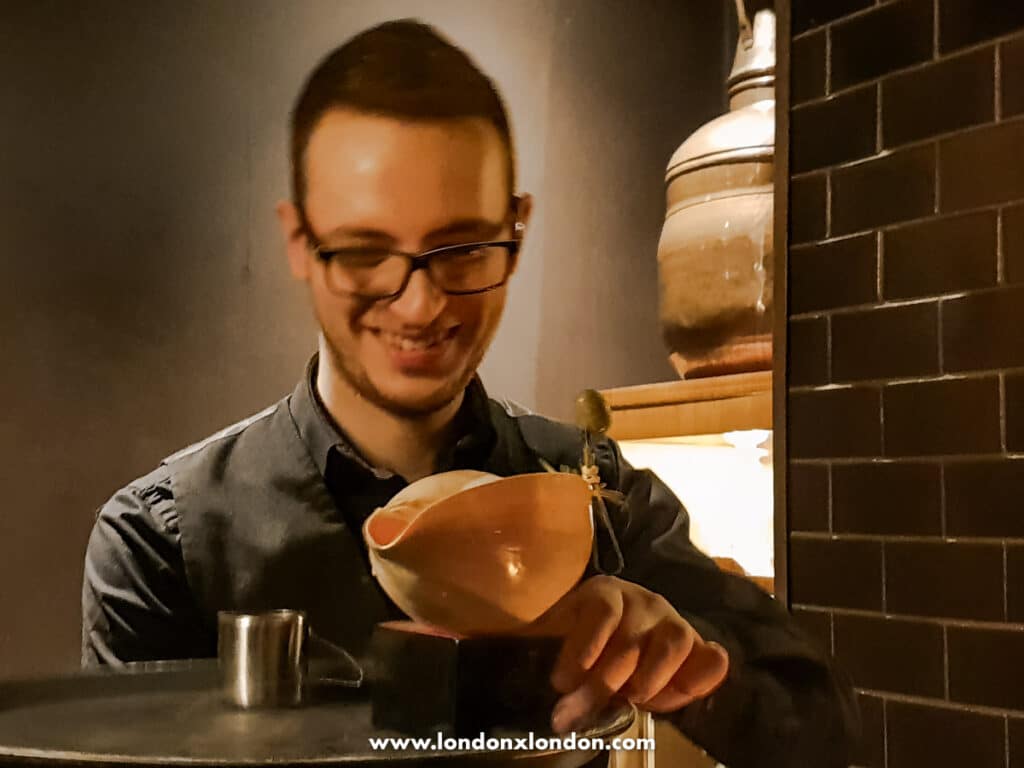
[325,244,512,298]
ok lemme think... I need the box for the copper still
[657,3,776,379]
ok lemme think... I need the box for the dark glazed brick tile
[1005,36,1024,118]
[884,211,998,299]
[792,86,877,173]
[833,614,944,696]
[789,538,883,610]
[1009,545,1024,622]
[943,285,1024,371]
[790,463,830,531]
[855,694,885,768]
[1012,719,1024,768]
[790,387,882,459]
[832,0,934,90]
[939,0,1024,53]
[887,700,1006,768]
[832,145,935,235]
[882,48,995,148]
[1008,374,1024,452]
[833,462,941,535]
[946,459,1024,537]
[790,235,877,314]
[949,627,1024,710]
[940,120,1024,211]
[792,608,832,654]
[1006,204,1024,284]
[886,541,1004,620]
[883,377,1000,456]
[790,173,828,245]
[792,0,873,35]
[789,317,828,387]
[831,302,939,382]
[791,30,827,106]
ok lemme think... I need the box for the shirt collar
[288,353,498,481]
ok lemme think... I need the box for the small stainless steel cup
[218,610,308,708]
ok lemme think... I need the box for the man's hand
[528,575,730,733]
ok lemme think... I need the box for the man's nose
[387,269,448,324]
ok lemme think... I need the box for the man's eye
[443,246,487,262]
[332,248,393,267]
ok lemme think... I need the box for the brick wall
[783,1,1024,765]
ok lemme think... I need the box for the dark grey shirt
[82,356,858,768]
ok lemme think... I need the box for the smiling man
[82,19,856,768]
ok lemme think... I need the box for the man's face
[282,109,523,418]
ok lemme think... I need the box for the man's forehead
[304,108,507,182]
[302,108,511,236]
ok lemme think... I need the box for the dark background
[0,1,735,676]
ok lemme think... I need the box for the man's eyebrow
[320,218,505,245]
[426,218,504,240]
[319,226,396,244]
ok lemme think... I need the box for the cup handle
[308,630,364,688]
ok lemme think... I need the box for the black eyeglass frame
[309,238,521,300]
[298,198,526,301]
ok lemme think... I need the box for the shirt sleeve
[81,475,212,667]
[595,438,860,768]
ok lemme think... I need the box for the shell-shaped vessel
[363,470,594,636]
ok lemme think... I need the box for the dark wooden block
[368,621,562,737]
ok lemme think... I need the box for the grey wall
[0,0,729,676]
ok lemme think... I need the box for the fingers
[621,619,695,704]
[549,580,624,693]
[642,640,729,713]
[551,621,643,732]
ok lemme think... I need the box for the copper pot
[364,470,593,636]
[658,8,776,378]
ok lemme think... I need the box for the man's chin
[365,377,467,419]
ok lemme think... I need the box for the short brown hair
[289,19,515,209]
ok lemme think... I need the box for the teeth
[380,330,451,351]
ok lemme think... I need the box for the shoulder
[94,400,285,534]
[161,401,282,467]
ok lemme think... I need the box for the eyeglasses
[307,237,520,300]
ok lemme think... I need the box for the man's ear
[508,193,534,277]
[515,193,534,233]
[276,200,311,281]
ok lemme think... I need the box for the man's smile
[367,325,461,351]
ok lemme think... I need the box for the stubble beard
[321,329,483,420]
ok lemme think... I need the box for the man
[82,19,857,768]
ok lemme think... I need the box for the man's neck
[315,342,464,482]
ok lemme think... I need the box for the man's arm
[82,476,212,666]
[601,438,859,768]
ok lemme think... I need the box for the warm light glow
[619,431,774,578]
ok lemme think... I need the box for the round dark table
[0,662,633,767]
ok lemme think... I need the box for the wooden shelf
[600,371,771,441]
